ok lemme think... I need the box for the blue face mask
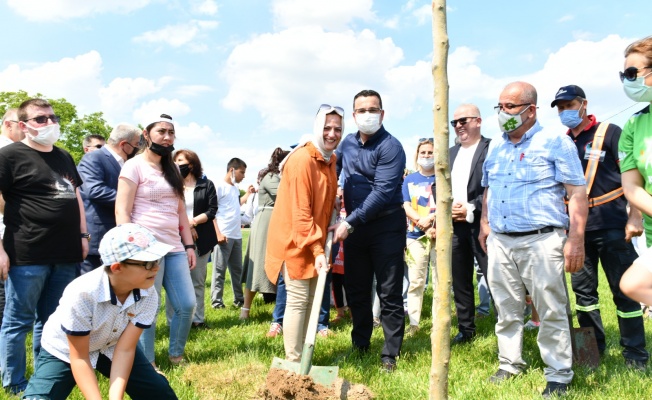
[559,103,585,129]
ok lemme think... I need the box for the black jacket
[193,177,218,256]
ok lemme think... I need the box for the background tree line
[0,90,112,164]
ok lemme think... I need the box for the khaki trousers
[283,264,318,362]
[486,229,573,384]
[406,238,436,326]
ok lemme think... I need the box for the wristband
[184,244,196,250]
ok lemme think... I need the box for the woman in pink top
[116,113,197,367]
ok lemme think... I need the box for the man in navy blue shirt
[334,89,406,373]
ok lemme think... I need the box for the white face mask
[417,157,434,170]
[25,123,61,146]
[623,76,652,103]
[355,112,382,135]
[497,106,529,133]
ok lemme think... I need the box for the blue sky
[1,0,649,185]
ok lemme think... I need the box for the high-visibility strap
[575,304,600,312]
[588,187,624,208]
[617,309,644,318]
[584,122,609,196]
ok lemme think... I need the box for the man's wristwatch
[81,233,91,240]
[342,221,354,234]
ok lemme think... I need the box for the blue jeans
[139,251,195,363]
[272,271,330,331]
[0,263,77,393]
[23,348,177,400]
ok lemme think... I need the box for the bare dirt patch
[258,368,374,400]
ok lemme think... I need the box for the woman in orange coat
[265,104,343,362]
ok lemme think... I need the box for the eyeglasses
[318,104,344,116]
[619,66,652,82]
[354,107,382,114]
[123,141,141,150]
[24,115,61,124]
[123,259,160,270]
[449,116,478,127]
[493,103,531,113]
[418,137,433,143]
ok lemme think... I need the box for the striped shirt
[482,120,585,233]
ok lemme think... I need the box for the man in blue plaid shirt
[478,81,588,398]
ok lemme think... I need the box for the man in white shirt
[446,104,491,344]
[210,158,254,308]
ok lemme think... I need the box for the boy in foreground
[22,223,178,400]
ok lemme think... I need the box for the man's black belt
[501,226,555,237]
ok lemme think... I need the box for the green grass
[3,228,652,399]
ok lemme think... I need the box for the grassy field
[3,228,652,399]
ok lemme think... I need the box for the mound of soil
[259,368,374,400]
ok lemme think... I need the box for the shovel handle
[299,208,338,375]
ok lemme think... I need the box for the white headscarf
[279,105,344,176]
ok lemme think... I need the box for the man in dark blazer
[446,103,491,343]
[77,124,142,274]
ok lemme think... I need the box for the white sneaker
[524,320,540,331]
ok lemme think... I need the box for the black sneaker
[452,331,476,345]
[381,359,397,373]
[625,358,647,371]
[233,300,244,308]
[488,369,516,384]
[542,381,568,398]
[212,303,225,309]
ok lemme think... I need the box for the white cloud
[7,0,152,21]
[413,4,431,26]
[272,0,375,31]
[99,76,172,122]
[384,16,399,29]
[221,26,405,131]
[558,14,574,23]
[133,20,218,50]
[176,85,213,97]
[0,51,103,115]
[191,0,218,16]
[133,98,191,126]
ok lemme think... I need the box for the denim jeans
[0,263,77,393]
[139,251,195,363]
[23,348,177,400]
[210,239,244,307]
[272,270,330,332]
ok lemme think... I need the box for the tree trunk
[430,1,452,399]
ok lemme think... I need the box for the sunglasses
[123,259,160,270]
[418,137,433,143]
[619,66,652,82]
[450,116,478,127]
[24,115,61,124]
[88,144,103,149]
[318,104,344,116]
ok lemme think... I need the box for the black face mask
[149,142,174,157]
[126,145,139,160]
[178,164,191,178]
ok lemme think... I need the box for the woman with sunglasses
[618,36,652,306]
[116,114,197,368]
[173,149,218,329]
[402,137,436,337]
[264,105,341,362]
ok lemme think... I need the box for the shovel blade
[571,327,600,369]
[271,357,339,387]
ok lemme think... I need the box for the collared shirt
[105,144,125,167]
[336,126,406,227]
[41,267,157,367]
[482,120,585,233]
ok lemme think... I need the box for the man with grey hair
[0,108,25,345]
[77,123,142,273]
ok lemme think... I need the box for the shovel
[270,211,339,387]
[563,278,600,368]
